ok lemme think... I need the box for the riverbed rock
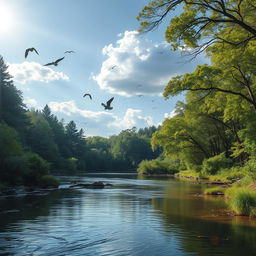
[70,181,112,189]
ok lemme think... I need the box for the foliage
[208,167,244,183]
[137,0,256,54]
[226,188,256,216]
[24,153,50,186]
[203,187,225,195]
[241,158,256,181]
[201,153,233,176]
[137,158,179,175]
[39,175,60,188]
[175,170,204,179]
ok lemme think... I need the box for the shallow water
[0,173,255,256]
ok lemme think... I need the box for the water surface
[0,174,256,255]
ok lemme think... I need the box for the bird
[44,57,65,66]
[137,94,143,97]
[64,50,75,54]
[110,65,117,70]
[83,93,92,99]
[102,97,114,110]
[25,47,39,58]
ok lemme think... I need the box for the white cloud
[93,30,205,97]
[109,108,153,129]
[24,97,37,107]
[164,109,178,119]
[8,61,69,84]
[48,100,154,137]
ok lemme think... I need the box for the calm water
[0,174,256,256]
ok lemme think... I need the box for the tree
[27,111,59,163]
[137,0,256,55]
[0,56,29,135]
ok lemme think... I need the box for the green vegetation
[203,187,225,196]
[137,159,179,175]
[135,0,256,216]
[226,188,256,216]
[39,175,60,188]
[175,170,203,179]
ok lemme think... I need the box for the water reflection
[0,174,255,255]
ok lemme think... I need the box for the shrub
[1,156,29,185]
[137,159,179,175]
[24,153,50,186]
[201,153,233,176]
[242,158,256,181]
[39,175,60,188]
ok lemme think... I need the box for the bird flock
[24,47,115,110]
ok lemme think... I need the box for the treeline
[0,55,161,186]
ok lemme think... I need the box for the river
[0,174,256,256]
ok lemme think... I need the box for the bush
[201,153,233,175]
[137,159,179,175]
[1,156,29,185]
[227,188,256,216]
[24,153,50,186]
[39,175,60,188]
[242,158,256,181]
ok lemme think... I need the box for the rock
[70,181,112,189]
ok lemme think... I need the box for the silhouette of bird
[102,97,114,110]
[64,50,75,54]
[83,93,92,99]
[44,57,65,66]
[110,65,117,70]
[25,47,39,58]
[137,94,143,97]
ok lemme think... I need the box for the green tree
[137,0,256,54]
[0,56,29,135]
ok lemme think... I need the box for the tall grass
[226,188,256,216]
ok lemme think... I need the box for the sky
[0,0,207,137]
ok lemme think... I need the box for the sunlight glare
[0,3,15,35]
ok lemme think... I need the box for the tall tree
[0,56,28,134]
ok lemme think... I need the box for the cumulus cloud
[8,61,69,84]
[48,100,154,137]
[24,97,37,107]
[93,30,205,97]
[109,108,153,129]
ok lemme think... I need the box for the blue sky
[0,0,206,137]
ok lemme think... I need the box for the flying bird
[25,47,39,58]
[83,93,92,100]
[44,57,65,66]
[64,50,75,54]
[102,97,114,110]
[110,65,117,70]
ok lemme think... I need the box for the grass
[225,187,256,216]
[208,168,245,183]
[203,187,225,195]
[175,170,204,179]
